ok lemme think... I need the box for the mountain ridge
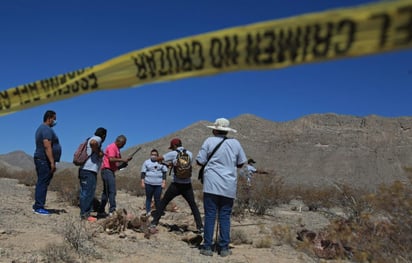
[1,113,411,190]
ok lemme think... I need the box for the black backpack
[174,149,192,179]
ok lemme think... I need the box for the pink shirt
[102,142,121,171]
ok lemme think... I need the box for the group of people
[32,110,132,222]
[32,110,251,257]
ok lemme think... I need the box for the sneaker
[33,208,50,216]
[86,216,97,222]
[220,249,232,257]
[97,212,108,219]
[149,225,158,234]
[200,248,213,256]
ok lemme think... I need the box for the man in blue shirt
[33,110,62,215]
[196,118,247,257]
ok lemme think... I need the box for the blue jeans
[203,193,234,251]
[98,168,116,213]
[145,183,162,214]
[33,158,54,210]
[79,169,97,218]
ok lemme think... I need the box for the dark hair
[116,135,127,143]
[43,110,56,122]
[150,149,159,155]
[213,129,228,135]
[95,127,107,138]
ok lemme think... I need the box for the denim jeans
[145,183,162,214]
[203,192,234,251]
[98,168,116,213]
[33,158,53,210]
[79,169,97,218]
[151,182,203,230]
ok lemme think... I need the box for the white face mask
[50,119,57,127]
[150,155,158,162]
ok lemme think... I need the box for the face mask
[50,120,57,127]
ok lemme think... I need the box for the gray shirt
[163,146,193,184]
[81,135,103,173]
[196,136,247,199]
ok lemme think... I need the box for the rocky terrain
[1,113,411,262]
[0,177,348,263]
[2,113,411,190]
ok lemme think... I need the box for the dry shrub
[255,236,272,248]
[272,224,292,245]
[234,170,284,216]
[306,176,412,262]
[49,168,79,206]
[116,175,144,196]
[356,175,412,262]
[284,186,338,211]
[41,243,77,263]
[0,169,36,186]
[62,217,100,258]
[231,228,252,245]
[248,172,284,215]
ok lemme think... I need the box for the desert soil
[0,178,351,263]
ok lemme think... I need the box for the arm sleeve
[141,172,146,179]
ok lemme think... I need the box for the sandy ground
[0,178,351,263]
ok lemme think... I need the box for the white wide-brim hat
[207,118,237,133]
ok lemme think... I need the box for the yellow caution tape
[1,0,411,116]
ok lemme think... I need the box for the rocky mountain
[2,113,412,190]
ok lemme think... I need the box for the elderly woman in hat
[196,118,247,257]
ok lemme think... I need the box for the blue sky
[1,0,411,162]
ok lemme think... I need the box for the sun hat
[207,118,237,133]
[169,138,182,149]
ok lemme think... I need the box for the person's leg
[33,159,52,210]
[151,183,179,226]
[181,183,203,230]
[145,183,155,215]
[106,171,117,213]
[79,169,97,218]
[202,193,218,251]
[153,185,163,213]
[217,196,234,253]
[98,169,109,213]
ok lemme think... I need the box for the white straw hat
[207,118,237,133]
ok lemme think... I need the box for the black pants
[151,182,203,229]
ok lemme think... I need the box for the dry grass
[1,166,412,262]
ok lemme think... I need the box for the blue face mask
[50,120,57,127]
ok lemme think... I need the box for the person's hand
[50,163,56,174]
[162,180,166,189]
[141,180,145,188]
